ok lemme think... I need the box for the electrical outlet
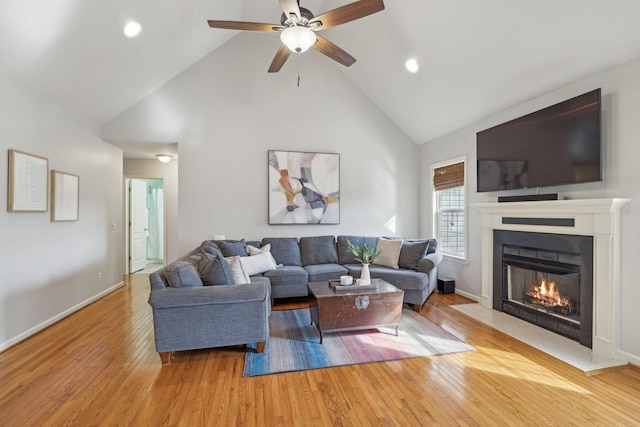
[98,272,103,282]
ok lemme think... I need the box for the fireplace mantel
[471,198,630,359]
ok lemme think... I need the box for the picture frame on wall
[7,149,49,212]
[51,170,79,221]
[268,150,340,225]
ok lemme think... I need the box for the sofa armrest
[416,251,443,274]
[148,282,269,310]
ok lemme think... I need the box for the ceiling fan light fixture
[280,26,316,53]
[155,154,173,163]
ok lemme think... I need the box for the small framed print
[51,170,79,221]
[7,149,49,212]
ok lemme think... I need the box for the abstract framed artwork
[268,150,340,224]
[51,170,79,221]
[7,149,48,212]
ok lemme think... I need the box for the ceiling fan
[208,0,385,73]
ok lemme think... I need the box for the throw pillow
[196,250,214,274]
[164,261,203,288]
[200,240,221,255]
[200,253,235,286]
[239,251,278,276]
[246,243,271,256]
[372,237,403,269]
[399,239,431,270]
[218,239,248,257]
[225,256,251,284]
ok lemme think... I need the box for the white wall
[0,71,124,351]
[420,56,640,362]
[124,159,179,263]
[103,33,420,255]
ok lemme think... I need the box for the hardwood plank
[1,274,640,425]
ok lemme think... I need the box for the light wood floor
[2,274,640,426]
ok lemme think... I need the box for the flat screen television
[476,89,602,193]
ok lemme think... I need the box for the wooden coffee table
[307,279,404,343]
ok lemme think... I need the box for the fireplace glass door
[507,264,580,323]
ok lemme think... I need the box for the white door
[129,179,148,273]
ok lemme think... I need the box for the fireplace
[473,198,629,360]
[493,230,593,347]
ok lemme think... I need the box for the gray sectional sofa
[148,235,441,364]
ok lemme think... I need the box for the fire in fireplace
[525,277,577,315]
[493,230,593,347]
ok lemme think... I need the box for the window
[432,159,466,259]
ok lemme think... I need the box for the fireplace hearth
[493,230,593,347]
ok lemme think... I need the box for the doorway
[126,178,165,274]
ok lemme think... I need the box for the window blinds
[433,162,464,191]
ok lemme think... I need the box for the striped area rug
[243,307,474,377]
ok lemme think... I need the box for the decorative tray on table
[328,279,378,293]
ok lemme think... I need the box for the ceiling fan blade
[208,20,283,32]
[279,0,302,20]
[313,35,356,67]
[310,0,385,30]
[268,44,292,73]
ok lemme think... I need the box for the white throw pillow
[239,251,278,276]
[372,238,403,269]
[225,256,251,284]
[247,243,271,256]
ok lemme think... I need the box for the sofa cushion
[261,237,301,266]
[372,238,403,269]
[226,256,251,284]
[399,239,431,270]
[336,235,379,264]
[304,263,348,282]
[164,261,203,288]
[299,235,338,265]
[218,239,248,257]
[200,252,235,286]
[263,265,308,286]
[240,250,278,276]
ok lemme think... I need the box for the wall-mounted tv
[476,89,602,193]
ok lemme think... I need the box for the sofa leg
[255,341,266,353]
[413,303,423,313]
[159,351,173,365]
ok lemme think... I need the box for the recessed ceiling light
[155,154,173,163]
[124,21,142,38]
[405,58,419,73]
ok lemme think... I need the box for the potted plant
[346,240,381,285]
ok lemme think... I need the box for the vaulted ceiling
[2,0,640,151]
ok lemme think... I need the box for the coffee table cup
[340,275,353,286]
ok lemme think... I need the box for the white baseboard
[0,281,124,353]
[454,289,480,302]
[618,348,640,367]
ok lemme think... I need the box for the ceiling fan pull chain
[297,55,301,87]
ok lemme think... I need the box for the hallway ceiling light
[405,58,419,73]
[155,154,173,163]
